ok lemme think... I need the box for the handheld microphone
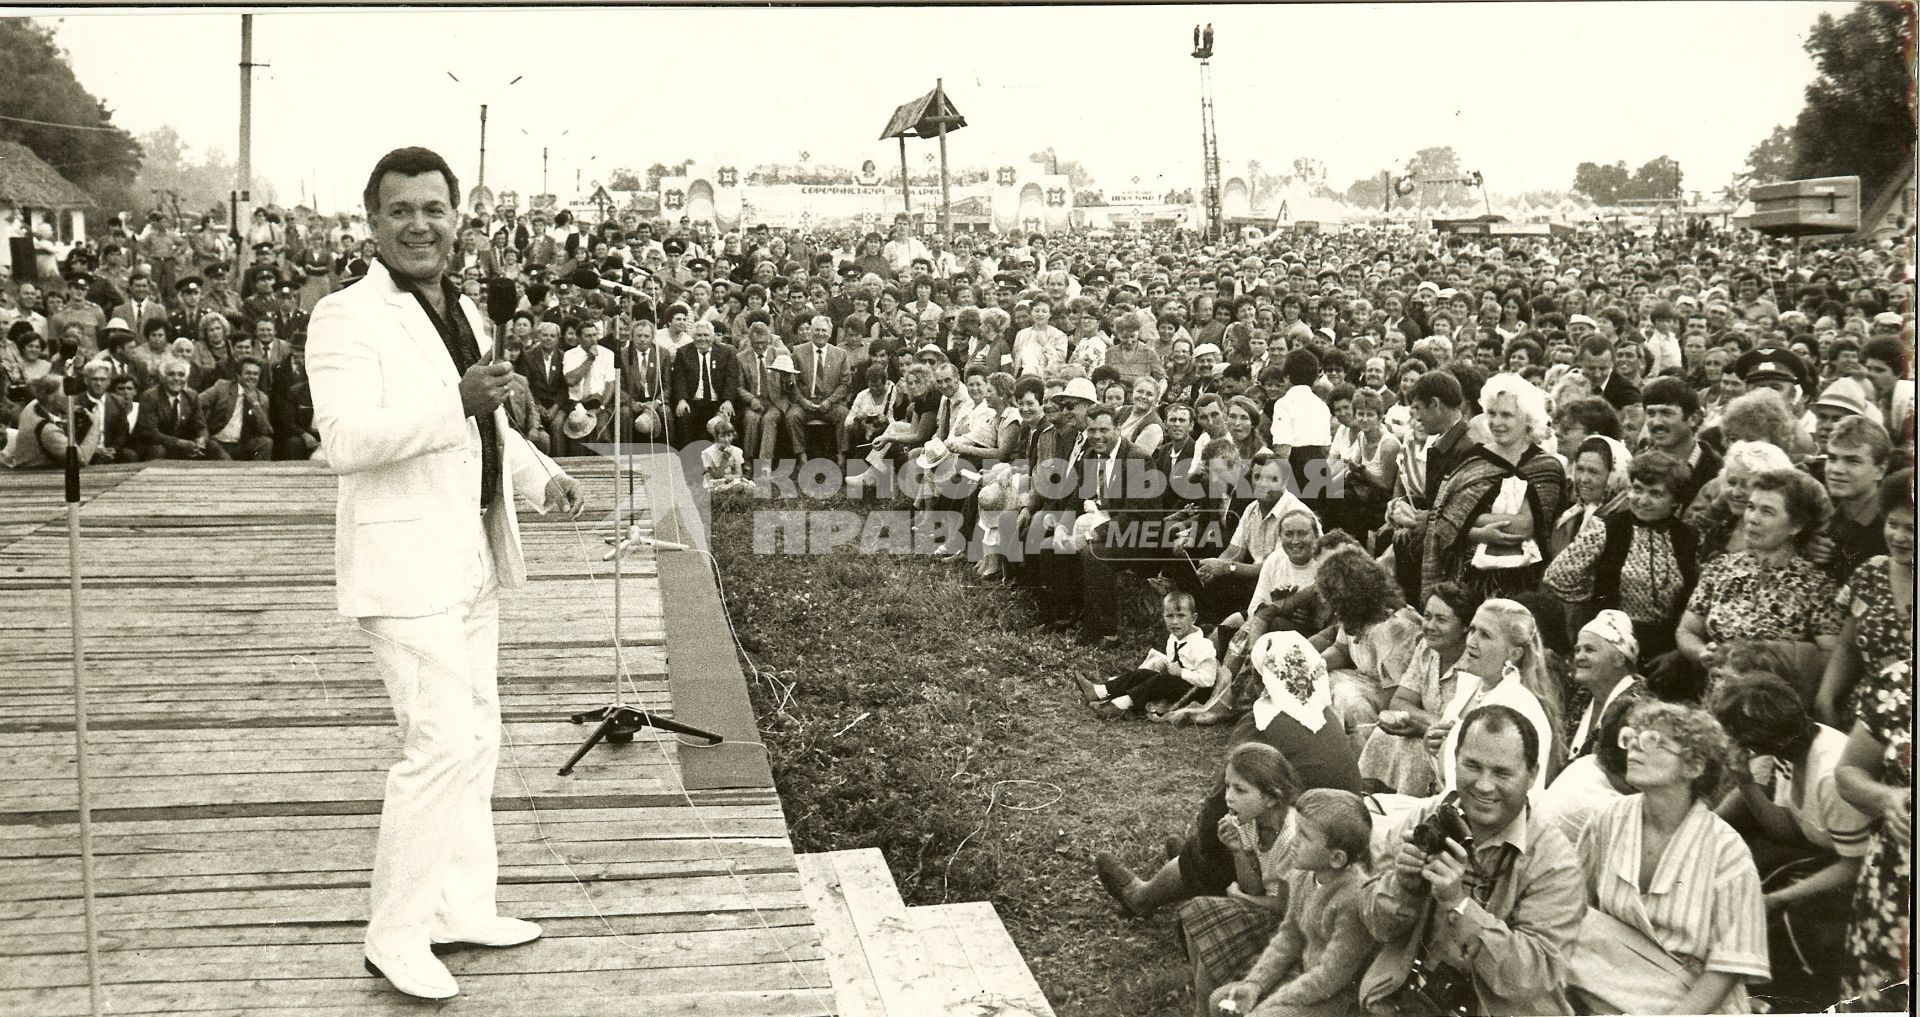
[485,276,521,326]
[570,267,650,300]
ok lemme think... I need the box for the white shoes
[364,943,459,1000]
[365,918,540,999]
[431,915,543,949]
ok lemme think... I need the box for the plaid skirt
[1177,894,1282,985]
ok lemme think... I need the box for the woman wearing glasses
[1568,701,1769,1014]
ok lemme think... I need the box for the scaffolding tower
[1193,24,1221,241]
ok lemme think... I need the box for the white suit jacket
[307,260,559,619]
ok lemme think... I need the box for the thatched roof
[0,140,93,210]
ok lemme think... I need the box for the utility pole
[1191,24,1221,241]
[934,78,954,240]
[477,103,489,193]
[542,146,549,196]
[235,14,254,243]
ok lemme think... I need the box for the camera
[1409,799,1474,858]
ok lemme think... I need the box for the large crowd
[0,199,1912,1015]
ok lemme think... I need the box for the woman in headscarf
[1421,373,1567,600]
[1547,434,1630,558]
[1094,630,1361,919]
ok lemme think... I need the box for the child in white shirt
[1076,592,1218,717]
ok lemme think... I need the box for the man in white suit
[307,147,584,1001]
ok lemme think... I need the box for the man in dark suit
[134,356,214,460]
[515,319,567,426]
[271,332,319,460]
[1077,405,1167,648]
[670,319,740,447]
[200,355,275,460]
[110,273,170,339]
[76,360,136,463]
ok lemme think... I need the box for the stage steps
[796,848,1054,1017]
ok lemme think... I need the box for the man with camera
[1360,705,1585,1016]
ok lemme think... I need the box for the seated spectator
[1175,743,1302,1010]
[1710,673,1868,1010]
[1319,547,1424,756]
[1356,581,1482,795]
[1076,591,1218,719]
[700,415,754,496]
[1113,376,1165,458]
[1200,507,1322,719]
[133,356,212,460]
[199,355,275,461]
[1208,789,1377,1017]
[1833,657,1912,1014]
[1425,598,1563,791]
[1167,452,1302,624]
[1094,630,1361,919]
[1,374,99,468]
[1810,415,1892,584]
[1666,467,1843,703]
[1563,610,1646,760]
[1542,450,1697,658]
[1536,693,1638,845]
[1358,705,1585,1017]
[1326,387,1399,540]
[1569,701,1768,1014]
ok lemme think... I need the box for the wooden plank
[794,853,887,1017]
[0,461,828,1016]
[915,901,1056,1016]
[829,848,949,1017]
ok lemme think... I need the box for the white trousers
[359,531,502,955]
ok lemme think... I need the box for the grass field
[709,494,1234,1017]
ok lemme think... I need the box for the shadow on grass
[710,495,1233,1017]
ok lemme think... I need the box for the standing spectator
[1422,373,1566,600]
[1833,659,1912,1015]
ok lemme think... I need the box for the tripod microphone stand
[59,372,106,1017]
[558,302,721,777]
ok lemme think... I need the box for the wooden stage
[0,460,834,1016]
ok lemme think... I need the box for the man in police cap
[1732,346,1814,411]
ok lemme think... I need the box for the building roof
[0,140,93,210]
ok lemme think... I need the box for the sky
[28,3,1851,212]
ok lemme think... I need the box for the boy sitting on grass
[1076,591,1218,719]
[1209,789,1377,1017]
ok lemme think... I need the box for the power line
[0,111,126,134]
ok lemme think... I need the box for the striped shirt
[1747,723,1873,858]
[1578,796,1770,1010]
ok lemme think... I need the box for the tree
[0,20,142,197]
[129,125,250,221]
[1789,2,1913,197]
[606,166,642,191]
[1344,175,1387,211]
[1290,156,1328,192]
[1406,146,1471,206]
[1572,160,1631,204]
[1630,155,1684,200]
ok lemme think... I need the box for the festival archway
[686,179,718,227]
[1222,178,1251,219]
[1016,182,1045,234]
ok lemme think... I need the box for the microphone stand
[61,376,106,1017]
[559,327,720,776]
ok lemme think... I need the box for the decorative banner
[1046,187,1067,207]
[664,189,685,210]
[717,167,739,188]
[996,166,1017,187]
[799,150,811,162]
[496,189,520,210]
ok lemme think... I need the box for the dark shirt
[405,277,499,510]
